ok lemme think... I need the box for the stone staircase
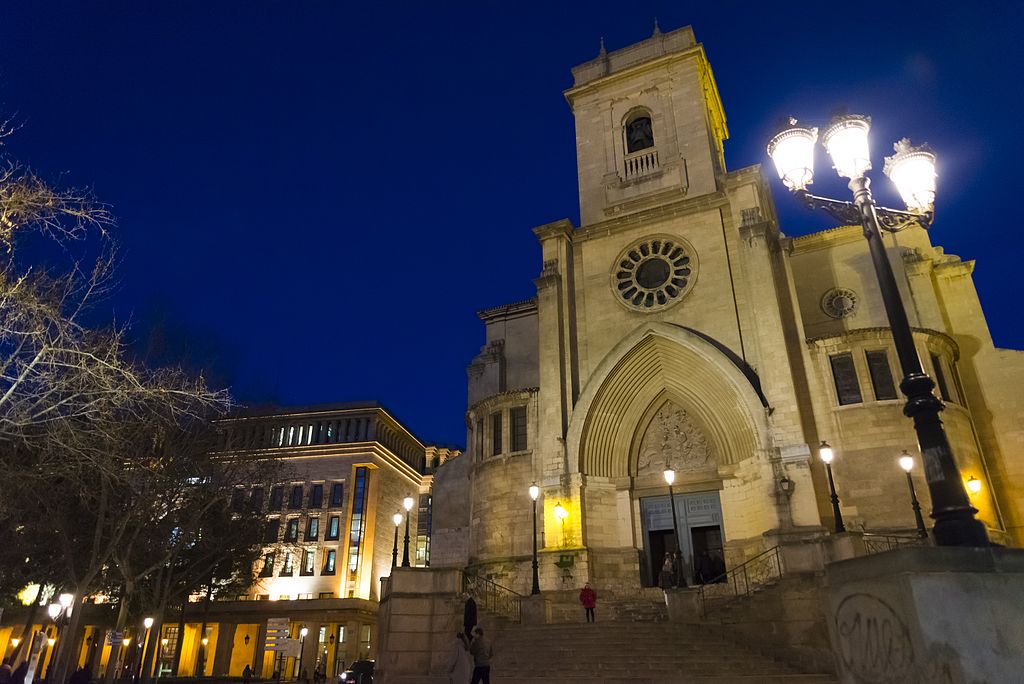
[484,617,837,683]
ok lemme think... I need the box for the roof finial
[598,36,606,57]
[652,17,661,35]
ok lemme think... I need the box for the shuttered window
[830,353,862,405]
[865,350,898,400]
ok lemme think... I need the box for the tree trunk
[48,594,85,684]
[12,592,43,667]
[102,596,130,684]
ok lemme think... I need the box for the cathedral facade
[432,25,1024,593]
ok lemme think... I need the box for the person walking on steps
[469,626,492,684]
[579,582,597,623]
[463,593,477,637]
[445,632,472,684]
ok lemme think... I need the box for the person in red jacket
[579,582,597,623]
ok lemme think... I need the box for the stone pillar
[252,624,267,677]
[299,623,320,681]
[824,546,1024,683]
[87,630,105,675]
[211,624,235,677]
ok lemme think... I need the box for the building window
[284,518,299,542]
[330,483,344,507]
[625,113,654,153]
[281,552,294,576]
[865,350,898,401]
[270,486,284,510]
[510,406,528,452]
[319,592,334,599]
[323,550,337,575]
[263,518,280,543]
[326,515,340,541]
[306,517,319,542]
[310,484,324,508]
[347,467,370,581]
[289,485,304,509]
[491,412,502,456]
[301,549,315,576]
[259,553,275,577]
[830,353,863,405]
[249,487,265,512]
[359,625,372,660]
[931,354,952,402]
[416,492,432,566]
[231,488,245,512]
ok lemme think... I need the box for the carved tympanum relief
[636,401,713,475]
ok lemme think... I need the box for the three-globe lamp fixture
[768,113,986,548]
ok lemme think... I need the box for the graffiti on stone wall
[835,593,915,683]
[637,401,712,475]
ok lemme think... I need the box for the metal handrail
[862,532,928,554]
[698,546,782,618]
[461,571,524,623]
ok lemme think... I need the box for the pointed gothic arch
[567,323,769,479]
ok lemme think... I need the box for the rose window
[613,237,696,311]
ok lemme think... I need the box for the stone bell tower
[566,24,729,226]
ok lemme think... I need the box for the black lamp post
[818,441,845,533]
[529,483,541,595]
[663,468,682,586]
[768,115,988,547]
[899,451,929,539]
[401,495,414,567]
[392,511,402,568]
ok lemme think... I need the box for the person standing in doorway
[463,593,477,637]
[579,583,597,623]
[469,626,492,684]
[659,552,675,590]
[242,664,252,684]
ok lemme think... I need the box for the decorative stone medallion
[612,235,697,312]
[821,287,859,319]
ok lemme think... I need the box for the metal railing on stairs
[461,571,524,623]
[861,532,929,554]
[698,546,781,618]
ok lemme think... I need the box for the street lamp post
[138,617,154,681]
[299,627,308,678]
[663,468,682,586]
[818,442,845,533]
[899,451,928,539]
[529,483,541,595]
[768,115,988,547]
[401,495,414,567]
[392,511,403,568]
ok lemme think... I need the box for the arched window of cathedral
[624,110,654,153]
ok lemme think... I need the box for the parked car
[338,660,374,684]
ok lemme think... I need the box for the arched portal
[565,323,778,588]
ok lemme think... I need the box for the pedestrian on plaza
[0,657,12,684]
[659,552,675,590]
[81,663,93,684]
[445,633,472,684]
[579,582,597,623]
[695,549,715,584]
[673,551,688,588]
[468,626,492,684]
[242,664,252,684]
[463,594,477,637]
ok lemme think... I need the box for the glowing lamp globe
[123,638,131,646]
[528,483,540,501]
[554,503,569,521]
[143,617,154,630]
[403,495,414,512]
[884,139,937,213]
[10,638,19,648]
[300,627,309,638]
[898,451,915,473]
[392,511,403,527]
[47,638,55,647]
[819,441,835,465]
[822,114,872,179]
[966,476,982,494]
[58,593,74,608]
[47,604,61,620]
[663,468,676,486]
[767,119,818,190]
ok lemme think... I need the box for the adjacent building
[0,402,457,681]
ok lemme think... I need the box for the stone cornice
[806,326,959,359]
[465,388,539,420]
[532,218,575,242]
[476,298,538,321]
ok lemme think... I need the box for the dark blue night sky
[2,1,1021,447]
